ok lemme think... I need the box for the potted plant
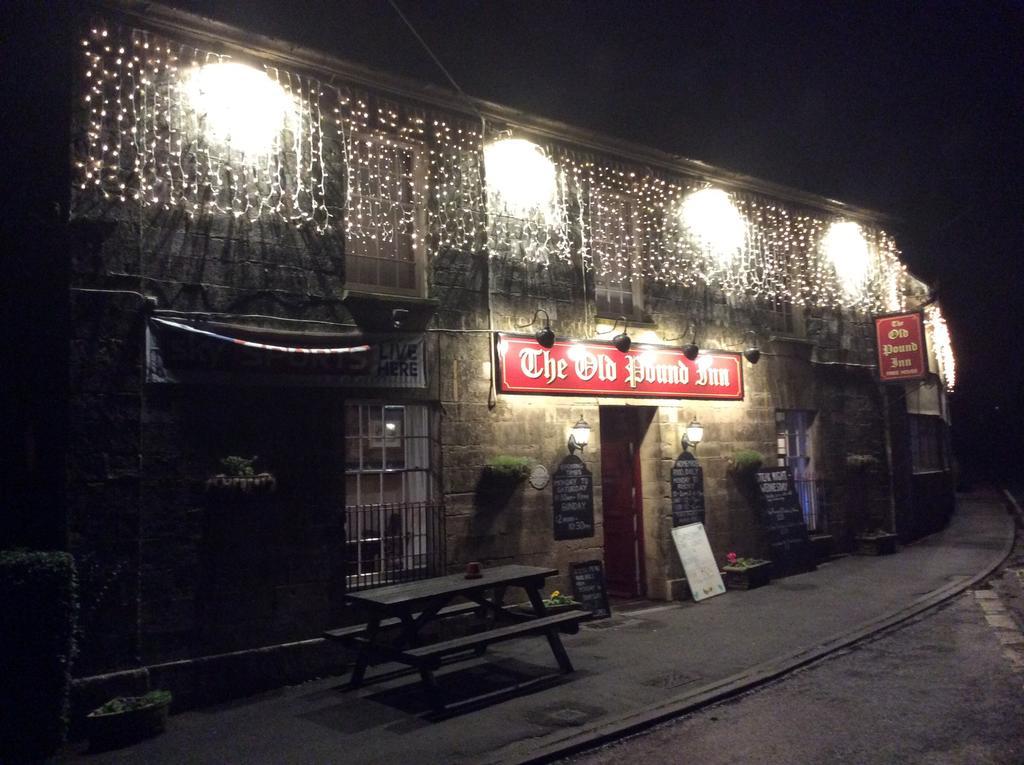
[511,589,581,616]
[86,690,172,751]
[721,552,773,590]
[205,455,276,496]
[541,590,581,614]
[855,528,899,556]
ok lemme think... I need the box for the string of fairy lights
[73,16,954,384]
[925,304,956,392]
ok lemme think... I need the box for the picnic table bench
[325,564,585,711]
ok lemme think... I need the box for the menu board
[671,453,705,527]
[670,523,726,602]
[552,456,595,540]
[754,467,815,576]
[569,560,611,619]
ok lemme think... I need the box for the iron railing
[793,478,832,534]
[344,501,446,591]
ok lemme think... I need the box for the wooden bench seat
[323,601,485,643]
[403,609,586,670]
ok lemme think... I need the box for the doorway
[599,406,651,598]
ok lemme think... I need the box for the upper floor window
[590,188,643,319]
[344,136,427,295]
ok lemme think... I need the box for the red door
[600,407,646,598]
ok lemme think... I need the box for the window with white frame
[344,136,427,295]
[590,188,644,318]
[344,403,435,583]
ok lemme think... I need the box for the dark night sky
[163,0,1024,474]
[11,0,1018,475]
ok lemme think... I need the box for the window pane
[382,473,403,504]
[383,406,405,469]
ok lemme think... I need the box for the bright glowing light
[925,304,956,392]
[566,343,587,362]
[822,221,870,296]
[679,188,747,264]
[636,349,657,366]
[484,138,556,218]
[695,354,713,373]
[181,62,296,155]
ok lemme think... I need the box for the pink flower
[726,552,738,565]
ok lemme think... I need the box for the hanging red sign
[496,334,744,400]
[874,311,928,382]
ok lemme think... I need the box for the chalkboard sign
[552,456,595,540]
[671,453,705,527]
[754,467,816,576]
[569,560,611,619]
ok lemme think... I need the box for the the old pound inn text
[497,335,744,400]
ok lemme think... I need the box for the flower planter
[722,561,772,590]
[86,693,170,751]
[855,532,898,556]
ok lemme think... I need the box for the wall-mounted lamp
[519,308,555,348]
[599,316,632,353]
[613,327,632,353]
[568,416,591,453]
[682,418,704,452]
[742,331,761,364]
[666,318,699,360]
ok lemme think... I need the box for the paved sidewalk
[72,491,1012,765]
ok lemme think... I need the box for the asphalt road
[566,550,1024,765]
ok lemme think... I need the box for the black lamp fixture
[568,416,591,453]
[743,331,761,364]
[682,418,704,452]
[668,318,699,360]
[599,315,632,353]
[520,308,555,348]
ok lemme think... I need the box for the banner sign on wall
[874,312,928,383]
[496,334,744,400]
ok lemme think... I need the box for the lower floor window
[909,414,948,473]
[344,403,440,586]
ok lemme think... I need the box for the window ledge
[594,313,656,328]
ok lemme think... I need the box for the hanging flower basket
[205,472,277,496]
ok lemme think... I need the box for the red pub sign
[874,311,928,382]
[496,334,744,400]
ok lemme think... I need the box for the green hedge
[0,550,78,761]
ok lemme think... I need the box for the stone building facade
[36,2,956,704]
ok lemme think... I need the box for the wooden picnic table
[326,564,585,710]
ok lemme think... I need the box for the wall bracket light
[598,316,632,353]
[743,331,761,364]
[682,418,704,452]
[518,308,555,348]
[568,416,591,454]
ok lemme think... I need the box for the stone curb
[497,499,1015,765]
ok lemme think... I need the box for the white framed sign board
[671,522,726,602]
